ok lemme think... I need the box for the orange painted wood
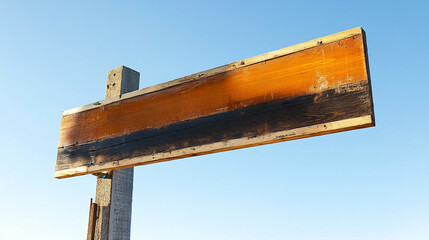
[59,35,367,148]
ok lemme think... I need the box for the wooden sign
[56,27,375,179]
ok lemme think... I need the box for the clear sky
[1,0,428,239]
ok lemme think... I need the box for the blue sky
[0,0,428,239]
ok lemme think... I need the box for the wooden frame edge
[361,28,376,126]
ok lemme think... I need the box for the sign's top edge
[62,27,364,116]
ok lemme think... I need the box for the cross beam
[55,27,374,179]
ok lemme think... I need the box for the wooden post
[87,198,98,240]
[90,66,140,240]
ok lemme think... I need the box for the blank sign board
[55,27,375,178]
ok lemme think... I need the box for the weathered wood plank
[58,32,367,148]
[55,27,374,178]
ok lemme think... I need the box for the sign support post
[88,66,140,240]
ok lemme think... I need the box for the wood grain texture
[55,28,374,178]
[108,168,133,240]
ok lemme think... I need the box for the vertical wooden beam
[93,177,112,240]
[109,169,134,239]
[91,66,140,240]
[87,198,98,240]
